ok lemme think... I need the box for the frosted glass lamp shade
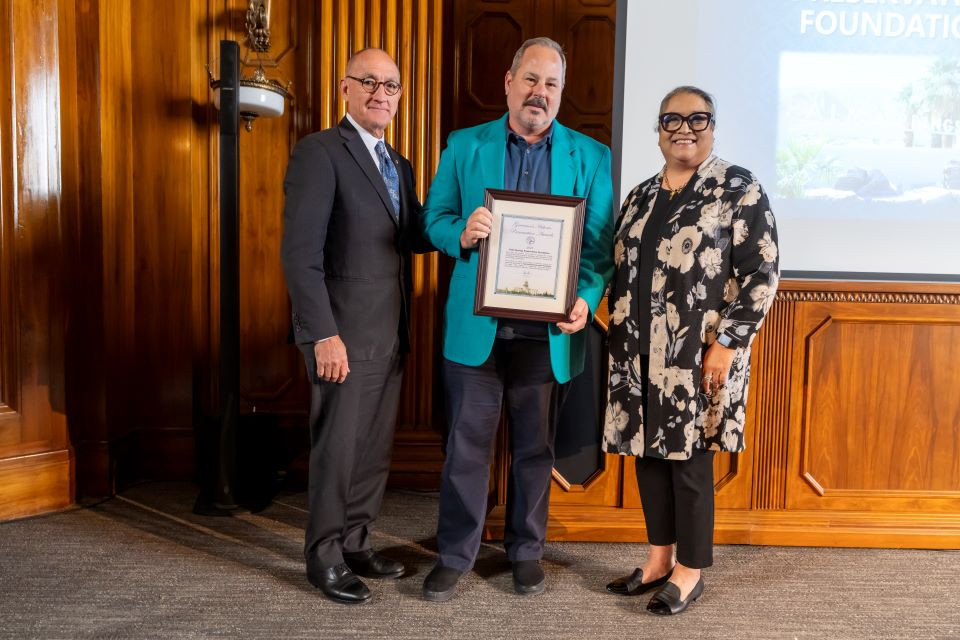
[213,82,285,119]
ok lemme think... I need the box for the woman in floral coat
[603,87,779,615]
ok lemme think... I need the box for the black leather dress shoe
[343,549,406,579]
[646,577,704,615]
[606,567,674,596]
[422,565,462,602]
[512,560,545,595]
[307,563,371,604]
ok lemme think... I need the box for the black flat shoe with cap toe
[646,577,704,615]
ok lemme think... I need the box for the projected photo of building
[776,52,960,203]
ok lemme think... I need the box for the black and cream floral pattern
[603,155,780,460]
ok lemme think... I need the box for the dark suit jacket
[281,117,430,379]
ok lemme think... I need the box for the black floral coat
[603,155,780,460]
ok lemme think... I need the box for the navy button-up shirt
[504,123,553,194]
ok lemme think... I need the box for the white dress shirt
[346,112,387,172]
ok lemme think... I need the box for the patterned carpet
[0,482,957,639]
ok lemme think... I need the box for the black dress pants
[303,349,404,569]
[636,451,715,569]
[436,339,564,572]
[635,353,715,569]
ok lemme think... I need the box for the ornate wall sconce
[208,0,292,131]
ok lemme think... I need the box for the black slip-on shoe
[422,565,462,602]
[646,577,704,615]
[606,567,674,596]
[512,560,545,596]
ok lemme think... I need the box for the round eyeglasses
[658,112,714,133]
[345,75,402,96]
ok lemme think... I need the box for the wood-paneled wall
[0,0,447,518]
[61,0,214,495]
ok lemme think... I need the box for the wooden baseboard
[0,449,74,521]
[482,504,960,550]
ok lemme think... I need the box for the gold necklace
[663,173,689,200]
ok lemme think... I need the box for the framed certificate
[474,189,586,323]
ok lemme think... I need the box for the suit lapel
[476,117,506,192]
[550,123,579,197]
[338,118,399,227]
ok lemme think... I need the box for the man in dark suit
[281,48,429,604]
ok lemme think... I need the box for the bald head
[340,48,402,138]
[345,48,399,78]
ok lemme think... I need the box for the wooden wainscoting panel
[549,453,622,506]
[713,452,750,508]
[788,301,960,512]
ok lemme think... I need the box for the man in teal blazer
[420,37,614,602]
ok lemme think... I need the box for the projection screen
[612,0,960,279]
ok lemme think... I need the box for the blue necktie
[375,140,400,217]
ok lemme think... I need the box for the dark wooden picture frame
[474,188,586,323]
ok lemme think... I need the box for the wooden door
[0,0,73,520]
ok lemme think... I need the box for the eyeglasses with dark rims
[658,112,714,133]
[345,75,402,96]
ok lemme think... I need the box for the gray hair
[658,85,717,118]
[509,37,566,85]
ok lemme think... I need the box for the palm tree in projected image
[920,58,960,149]
[775,139,842,199]
[898,84,919,147]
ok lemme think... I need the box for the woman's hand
[701,341,735,395]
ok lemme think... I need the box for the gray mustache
[523,97,547,110]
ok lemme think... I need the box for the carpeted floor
[0,482,957,639]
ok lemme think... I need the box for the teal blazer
[421,114,614,383]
